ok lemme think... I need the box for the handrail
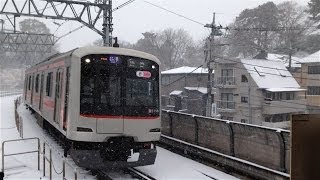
[43,142,53,180]
[43,141,78,180]
[63,160,78,180]
[2,137,40,173]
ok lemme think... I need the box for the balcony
[262,99,307,115]
[216,77,236,88]
[217,100,236,113]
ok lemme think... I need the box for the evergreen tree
[307,0,320,20]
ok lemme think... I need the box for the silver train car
[24,46,161,169]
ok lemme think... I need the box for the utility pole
[204,13,222,117]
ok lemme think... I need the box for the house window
[308,86,320,95]
[220,93,234,109]
[221,93,233,101]
[241,119,247,123]
[272,92,283,100]
[221,69,233,77]
[265,114,290,123]
[46,72,53,97]
[241,75,248,82]
[241,96,248,103]
[285,92,294,100]
[308,65,320,74]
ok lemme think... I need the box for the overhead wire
[142,0,205,26]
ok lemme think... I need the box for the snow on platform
[1,95,238,180]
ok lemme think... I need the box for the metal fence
[2,138,41,173]
[161,110,290,173]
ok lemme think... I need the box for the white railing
[217,100,236,109]
[216,77,236,86]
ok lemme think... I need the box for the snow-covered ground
[1,95,238,180]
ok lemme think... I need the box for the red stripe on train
[80,114,159,119]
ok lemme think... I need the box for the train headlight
[85,58,91,63]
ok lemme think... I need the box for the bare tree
[134,28,197,70]
[274,2,307,55]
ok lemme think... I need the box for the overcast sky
[1,0,310,52]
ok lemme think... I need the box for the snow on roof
[241,59,301,89]
[267,53,301,68]
[161,66,212,75]
[184,87,207,94]
[299,50,320,63]
[266,88,306,92]
[170,90,183,96]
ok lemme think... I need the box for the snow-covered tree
[307,0,320,20]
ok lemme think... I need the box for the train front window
[80,55,159,116]
[80,55,122,115]
[126,79,157,107]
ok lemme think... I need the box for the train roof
[26,46,160,73]
[36,46,160,65]
[72,46,161,64]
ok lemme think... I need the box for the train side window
[35,74,39,93]
[28,76,32,90]
[46,72,53,97]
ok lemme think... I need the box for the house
[214,57,307,129]
[161,66,212,95]
[299,50,320,114]
[161,66,214,115]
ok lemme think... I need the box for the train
[23,46,161,169]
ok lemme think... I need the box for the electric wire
[142,0,205,26]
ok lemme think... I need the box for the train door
[24,76,28,100]
[80,56,124,134]
[39,73,44,110]
[95,65,124,134]
[54,69,63,124]
[63,67,70,131]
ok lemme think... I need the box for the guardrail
[160,135,289,180]
[0,90,22,97]
[43,142,79,180]
[1,138,40,174]
[161,110,290,174]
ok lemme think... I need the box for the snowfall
[0,95,238,180]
